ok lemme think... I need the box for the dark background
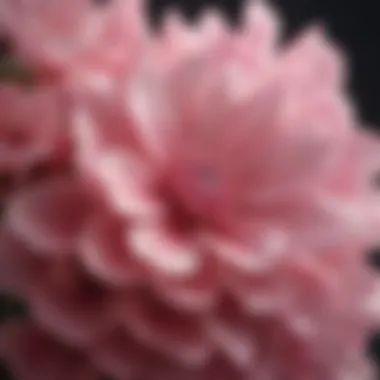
[1,0,380,378]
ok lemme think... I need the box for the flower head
[0,1,379,380]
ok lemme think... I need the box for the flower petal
[7,177,91,254]
[80,212,141,286]
[0,226,40,295]
[112,288,211,366]
[29,258,112,345]
[127,224,201,278]
[98,151,162,219]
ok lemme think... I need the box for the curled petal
[152,252,220,312]
[127,224,201,278]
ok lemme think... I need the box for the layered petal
[0,321,98,380]
[6,176,92,254]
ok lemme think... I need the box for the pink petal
[127,223,201,278]
[97,150,162,218]
[282,26,346,90]
[151,252,220,312]
[79,212,141,286]
[0,226,40,295]
[6,177,92,254]
[205,226,288,274]
[242,0,282,55]
[0,85,64,171]
[29,258,112,345]
[230,269,290,316]
[112,288,211,366]
[208,296,257,369]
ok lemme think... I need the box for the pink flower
[0,0,144,84]
[74,1,378,278]
[0,1,379,380]
[0,84,66,174]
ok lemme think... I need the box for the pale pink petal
[151,253,220,312]
[97,150,162,218]
[125,65,178,162]
[281,26,346,90]
[242,0,282,57]
[127,223,201,278]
